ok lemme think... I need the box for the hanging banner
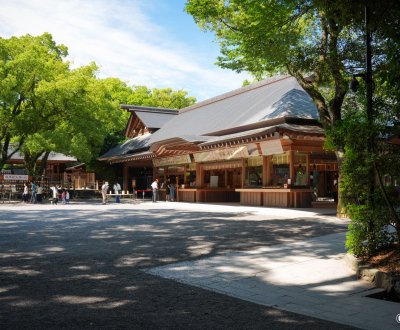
[3,174,29,181]
[194,146,249,163]
[246,143,260,157]
[259,140,284,156]
[153,154,191,167]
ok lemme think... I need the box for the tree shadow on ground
[0,206,354,329]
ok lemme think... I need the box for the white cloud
[0,0,251,101]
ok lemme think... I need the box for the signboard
[153,154,191,167]
[194,146,249,163]
[3,174,29,181]
[259,140,284,156]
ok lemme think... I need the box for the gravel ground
[0,201,355,329]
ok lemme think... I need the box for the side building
[0,147,77,196]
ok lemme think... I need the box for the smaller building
[0,147,77,198]
[63,163,96,189]
[98,105,178,194]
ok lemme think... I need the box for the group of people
[21,178,179,205]
[151,179,176,203]
[101,181,121,205]
[22,182,70,204]
[22,182,43,204]
[50,185,70,205]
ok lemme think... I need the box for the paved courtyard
[0,201,396,329]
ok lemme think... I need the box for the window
[294,152,307,186]
[245,156,263,187]
[270,153,289,186]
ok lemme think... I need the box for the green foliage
[327,92,400,256]
[127,86,196,109]
[346,204,395,257]
[0,33,196,176]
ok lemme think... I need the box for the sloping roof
[121,105,178,130]
[134,110,177,129]
[108,151,155,164]
[149,76,319,144]
[6,146,76,162]
[199,122,324,147]
[98,133,152,160]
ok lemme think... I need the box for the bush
[346,203,395,257]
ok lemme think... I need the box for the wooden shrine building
[101,76,338,207]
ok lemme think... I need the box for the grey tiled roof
[98,133,152,160]
[149,76,318,144]
[199,123,324,146]
[108,151,155,164]
[135,111,177,129]
[6,145,77,162]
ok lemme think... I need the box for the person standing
[151,179,159,203]
[169,182,176,202]
[30,181,37,204]
[61,189,67,204]
[36,184,43,203]
[50,186,58,205]
[101,181,109,205]
[165,180,170,202]
[65,190,70,204]
[113,182,121,203]
[22,183,29,203]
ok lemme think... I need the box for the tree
[186,0,398,126]
[0,33,68,170]
[185,0,400,255]
[127,86,195,109]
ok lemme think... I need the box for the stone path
[147,231,400,330]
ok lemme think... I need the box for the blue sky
[0,0,251,101]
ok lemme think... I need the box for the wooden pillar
[289,151,295,185]
[306,153,310,185]
[224,169,228,188]
[123,163,129,191]
[241,159,246,188]
[263,156,270,186]
[195,163,202,187]
[183,165,187,185]
[176,174,179,202]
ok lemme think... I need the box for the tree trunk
[37,151,50,179]
[0,135,25,170]
[24,151,44,177]
[335,150,347,218]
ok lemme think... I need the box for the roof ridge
[179,75,292,114]
[120,104,178,114]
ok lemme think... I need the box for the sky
[0,0,251,101]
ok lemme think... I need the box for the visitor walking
[22,183,29,203]
[165,180,170,201]
[101,181,109,205]
[50,186,58,205]
[30,181,37,204]
[151,179,159,203]
[36,184,43,203]
[113,182,121,203]
[169,182,176,202]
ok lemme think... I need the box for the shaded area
[0,205,353,329]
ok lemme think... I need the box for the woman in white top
[22,183,29,203]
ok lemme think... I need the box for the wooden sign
[3,174,29,181]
